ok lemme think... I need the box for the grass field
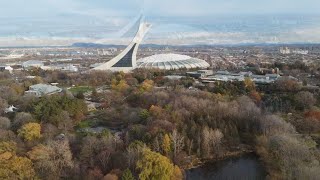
[68,86,93,94]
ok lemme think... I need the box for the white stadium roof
[137,53,210,70]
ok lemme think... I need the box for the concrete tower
[93,20,151,72]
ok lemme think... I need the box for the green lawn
[69,86,93,94]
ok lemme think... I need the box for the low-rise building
[25,84,62,97]
[22,60,44,69]
[0,65,13,73]
[200,71,280,84]
[187,70,214,78]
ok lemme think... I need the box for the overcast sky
[0,0,320,46]
[1,0,320,18]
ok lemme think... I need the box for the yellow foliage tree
[0,141,36,179]
[112,79,129,93]
[244,77,255,91]
[18,122,41,141]
[171,165,183,180]
[162,134,171,155]
[139,79,154,92]
[136,149,174,180]
[149,105,163,118]
[0,141,17,154]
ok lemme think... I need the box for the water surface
[186,154,267,180]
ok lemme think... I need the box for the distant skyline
[1,0,320,46]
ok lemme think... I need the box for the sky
[0,0,320,46]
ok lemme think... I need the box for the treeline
[0,68,319,179]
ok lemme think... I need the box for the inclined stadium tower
[93,17,152,72]
[93,16,210,72]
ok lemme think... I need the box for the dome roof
[137,53,210,70]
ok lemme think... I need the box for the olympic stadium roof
[136,54,210,70]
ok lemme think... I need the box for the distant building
[187,70,214,78]
[0,65,13,73]
[41,64,79,72]
[164,75,185,80]
[292,49,309,55]
[22,60,44,69]
[25,84,62,97]
[252,74,280,84]
[280,47,291,54]
[280,47,309,55]
[200,71,280,84]
[90,63,103,69]
[60,64,79,72]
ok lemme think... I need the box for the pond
[186,154,267,180]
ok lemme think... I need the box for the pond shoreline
[184,144,255,170]
[185,151,267,180]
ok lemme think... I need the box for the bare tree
[152,134,162,153]
[201,127,224,158]
[201,126,211,158]
[260,115,296,136]
[12,112,34,130]
[0,117,11,129]
[295,91,317,109]
[126,141,146,170]
[170,129,185,159]
[0,97,8,115]
[28,140,74,179]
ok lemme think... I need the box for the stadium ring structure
[136,53,210,70]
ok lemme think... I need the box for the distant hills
[71,42,320,48]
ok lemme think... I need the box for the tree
[18,123,41,141]
[12,112,34,130]
[0,154,37,180]
[244,78,255,91]
[139,80,154,92]
[249,91,261,103]
[28,140,74,179]
[273,77,301,92]
[149,105,163,119]
[104,173,118,180]
[0,141,36,179]
[294,91,316,110]
[112,79,129,93]
[0,117,11,129]
[136,149,174,180]
[201,127,224,158]
[127,141,145,169]
[0,97,8,115]
[171,166,183,180]
[76,92,85,99]
[121,169,135,180]
[0,86,18,104]
[139,109,149,121]
[170,129,184,159]
[260,115,295,136]
[162,134,171,155]
[33,95,87,125]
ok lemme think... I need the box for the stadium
[136,54,210,70]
